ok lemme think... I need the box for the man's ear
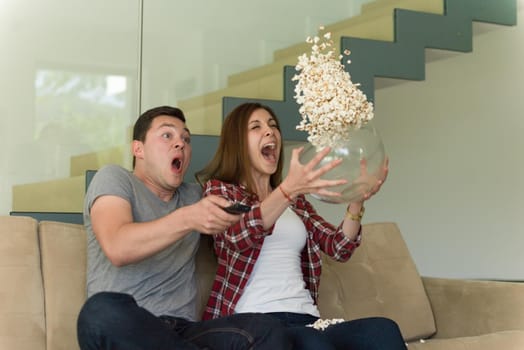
[132,140,143,159]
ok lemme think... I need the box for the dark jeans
[267,312,407,350]
[77,292,292,350]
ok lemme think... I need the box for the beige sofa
[2,215,524,350]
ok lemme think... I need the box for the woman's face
[246,108,281,179]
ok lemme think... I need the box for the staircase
[11,0,517,215]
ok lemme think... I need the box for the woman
[196,102,406,349]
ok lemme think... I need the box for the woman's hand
[352,156,389,202]
[343,158,389,238]
[280,146,348,199]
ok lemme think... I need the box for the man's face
[133,115,192,192]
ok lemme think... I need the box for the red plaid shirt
[202,179,361,320]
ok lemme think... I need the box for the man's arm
[90,194,240,267]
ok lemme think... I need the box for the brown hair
[196,102,284,195]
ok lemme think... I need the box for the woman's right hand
[280,146,347,199]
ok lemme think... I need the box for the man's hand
[187,195,242,235]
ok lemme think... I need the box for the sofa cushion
[407,330,524,350]
[0,216,46,350]
[195,235,219,318]
[318,222,436,341]
[39,221,87,350]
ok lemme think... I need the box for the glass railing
[1,0,372,214]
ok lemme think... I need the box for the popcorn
[306,318,345,331]
[292,27,374,150]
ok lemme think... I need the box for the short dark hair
[132,106,186,168]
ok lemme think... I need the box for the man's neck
[133,169,178,202]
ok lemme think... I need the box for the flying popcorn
[292,28,374,150]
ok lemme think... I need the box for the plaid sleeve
[297,195,361,262]
[203,179,274,252]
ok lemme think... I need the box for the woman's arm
[204,180,271,252]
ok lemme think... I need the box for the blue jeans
[267,312,407,350]
[77,292,292,350]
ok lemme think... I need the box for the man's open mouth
[172,157,182,170]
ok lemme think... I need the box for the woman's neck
[252,175,272,201]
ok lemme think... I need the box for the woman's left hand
[343,158,389,238]
[359,156,389,201]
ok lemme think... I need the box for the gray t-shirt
[84,164,202,320]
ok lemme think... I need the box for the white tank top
[234,207,320,316]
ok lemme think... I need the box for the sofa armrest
[422,276,524,339]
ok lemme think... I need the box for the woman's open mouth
[261,143,277,162]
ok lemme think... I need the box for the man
[77,106,291,350]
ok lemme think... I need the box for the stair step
[360,0,443,16]
[229,0,444,87]
[228,14,393,88]
[12,175,86,213]
[179,76,285,135]
[226,60,294,92]
[182,13,397,128]
[70,144,129,177]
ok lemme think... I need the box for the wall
[0,0,140,212]
[139,0,368,109]
[2,0,522,280]
[308,3,524,280]
[0,0,366,215]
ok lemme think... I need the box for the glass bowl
[299,122,386,204]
